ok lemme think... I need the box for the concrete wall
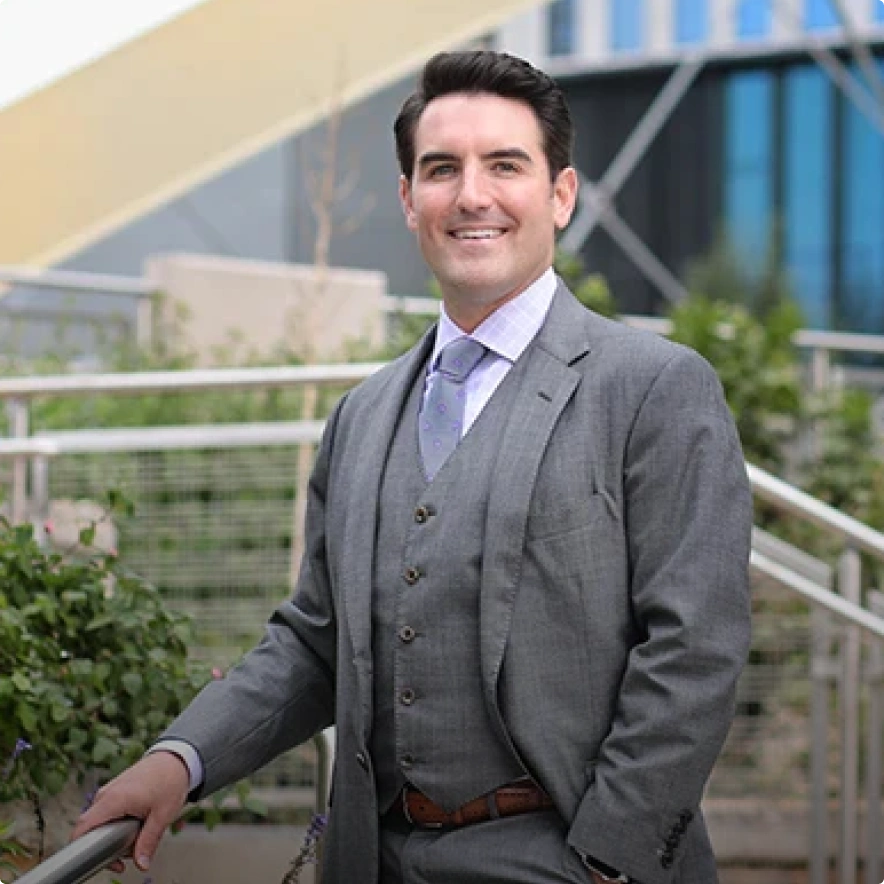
[145,253,387,364]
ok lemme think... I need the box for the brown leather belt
[395,782,554,829]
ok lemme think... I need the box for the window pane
[611,0,644,52]
[784,66,834,328]
[840,60,884,332]
[548,0,577,56]
[737,0,771,39]
[675,0,708,44]
[804,0,839,30]
[724,71,775,269]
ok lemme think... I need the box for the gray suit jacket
[164,283,753,884]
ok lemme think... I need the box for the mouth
[448,228,507,241]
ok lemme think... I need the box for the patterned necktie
[419,336,488,480]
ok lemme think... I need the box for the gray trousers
[379,809,592,884]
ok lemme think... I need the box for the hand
[71,751,190,873]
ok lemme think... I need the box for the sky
[0,0,211,111]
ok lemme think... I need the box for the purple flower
[2,737,33,779]
[280,813,328,883]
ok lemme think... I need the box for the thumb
[132,812,168,871]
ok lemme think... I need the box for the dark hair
[394,50,573,181]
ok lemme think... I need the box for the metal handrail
[0,363,384,400]
[751,550,884,639]
[9,732,332,884]
[12,818,139,884]
[747,463,884,561]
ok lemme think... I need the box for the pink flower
[212,667,224,680]
[43,520,54,535]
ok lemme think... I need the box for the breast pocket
[525,424,610,541]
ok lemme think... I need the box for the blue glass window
[783,66,834,328]
[804,0,839,30]
[723,71,775,271]
[737,0,772,39]
[675,0,708,44]
[840,61,884,332]
[875,0,884,23]
[548,0,577,56]
[611,0,644,52]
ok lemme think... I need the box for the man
[75,51,752,884]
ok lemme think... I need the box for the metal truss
[560,0,884,311]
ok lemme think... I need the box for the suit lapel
[341,328,436,725]
[480,286,593,712]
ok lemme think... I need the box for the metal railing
[10,732,332,884]
[11,819,140,884]
[3,363,884,882]
[746,465,884,884]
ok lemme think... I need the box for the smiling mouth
[449,229,506,241]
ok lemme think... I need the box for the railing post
[810,605,835,884]
[837,546,862,884]
[6,397,29,524]
[866,591,884,884]
[313,728,334,884]
[290,382,318,587]
[31,454,51,545]
[810,346,831,395]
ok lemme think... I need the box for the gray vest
[371,361,526,813]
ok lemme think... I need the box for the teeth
[452,229,504,240]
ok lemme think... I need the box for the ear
[552,166,579,231]
[399,175,418,231]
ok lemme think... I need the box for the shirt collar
[431,267,557,368]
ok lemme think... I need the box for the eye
[427,163,456,179]
[492,160,520,174]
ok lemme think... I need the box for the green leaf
[79,525,97,547]
[65,728,88,751]
[92,736,118,766]
[243,796,268,817]
[50,702,71,723]
[121,673,143,696]
[16,704,37,732]
[11,672,31,692]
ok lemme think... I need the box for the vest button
[414,506,431,524]
[403,567,421,585]
[400,688,416,706]
[399,626,416,643]
[401,753,414,769]
[356,751,369,771]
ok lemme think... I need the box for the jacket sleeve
[160,395,348,799]
[566,347,753,884]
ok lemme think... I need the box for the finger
[71,800,124,841]
[132,812,168,871]
[107,860,126,874]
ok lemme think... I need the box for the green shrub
[0,496,208,802]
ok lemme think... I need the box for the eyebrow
[416,148,534,170]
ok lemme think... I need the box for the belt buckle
[401,787,445,829]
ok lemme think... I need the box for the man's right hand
[71,751,190,873]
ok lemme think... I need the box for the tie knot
[436,337,487,383]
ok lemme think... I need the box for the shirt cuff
[146,740,204,793]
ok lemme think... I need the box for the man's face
[399,93,577,330]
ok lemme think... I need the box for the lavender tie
[419,337,488,480]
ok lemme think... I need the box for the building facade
[497,0,884,330]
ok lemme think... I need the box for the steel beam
[560,54,706,254]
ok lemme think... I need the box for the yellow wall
[0,0,539,267]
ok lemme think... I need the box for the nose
[455,165,492,213]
